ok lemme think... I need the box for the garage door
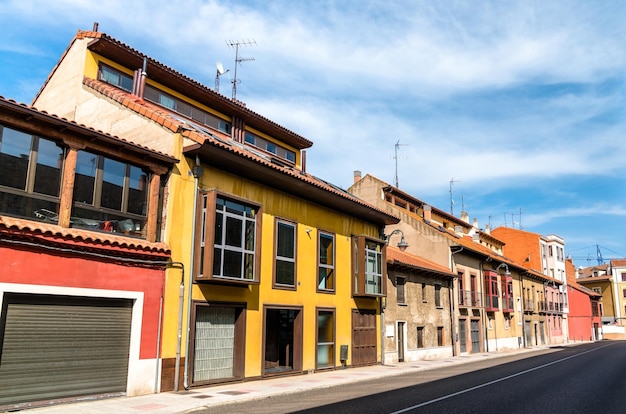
[0,293,132,410]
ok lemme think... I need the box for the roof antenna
[93,22,99,32]
[214,61,229,93]
[449,178,461,215]
[393,140,408,187]
[226,39,256,100]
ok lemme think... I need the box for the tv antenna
[393,140,408,187]
[449,178,461,215]
[226,39,256,100]
[214,61,229,93]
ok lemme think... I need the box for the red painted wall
[567,285,598,341]
[1,245,164,359]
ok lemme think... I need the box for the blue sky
[1,0,625,267]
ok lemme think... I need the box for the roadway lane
[295,341,626,414]
[194,342,625,414]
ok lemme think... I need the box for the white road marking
[390,344,615,414]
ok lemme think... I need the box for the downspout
[184,156,204,389]
[163,262,184,393]
[519,272,526,348]
[480,261,488,353]
[174,271,184,392]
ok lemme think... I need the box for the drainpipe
[162,262,183,393]
[184,156,204,389]
[174,273,184,392]
[519,272,526,347]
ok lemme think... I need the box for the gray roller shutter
[0,293,132,409]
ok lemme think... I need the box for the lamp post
[387,229,409,251]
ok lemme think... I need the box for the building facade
[0,97,176,410]
[31,28,398,394]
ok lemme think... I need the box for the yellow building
[33,28,398,393]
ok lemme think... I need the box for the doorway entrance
[264,307,302,375]
[397,321,405,362]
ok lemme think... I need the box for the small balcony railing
[458,290,482,308]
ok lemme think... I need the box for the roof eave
[184,141,399,226]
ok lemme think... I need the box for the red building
[565,258,602,341]
[0,97,177,410]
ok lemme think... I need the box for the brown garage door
[0,293,132,410]
[351,308,377,366]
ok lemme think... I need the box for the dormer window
[100,64,133,92]
[245,132,296,163]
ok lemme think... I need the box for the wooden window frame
[273,218,297,290]
[315,307,336,370]
[317,231,335,293]
[352,235,387,297]
[194,190,261,285]
[396,276,406,305]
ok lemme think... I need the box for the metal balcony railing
[458,290,482,308]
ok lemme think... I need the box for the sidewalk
[13,346,562,414]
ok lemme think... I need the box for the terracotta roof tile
[83,78,399,224]
[0,95,177,164]
[387,246,454,277]
[79,30,313,149]
[0,216,170,257]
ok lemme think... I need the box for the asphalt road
[196,342,626,414]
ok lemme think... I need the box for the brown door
[351,309,377,366]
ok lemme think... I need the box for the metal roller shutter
[0,293,132,409]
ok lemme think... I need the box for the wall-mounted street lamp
[386,229,409,251]
[496,262,511,276]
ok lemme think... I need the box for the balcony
[484,294,499,312]
[523,299,535,313]
[502,296,515,313]
[458,290,482,308]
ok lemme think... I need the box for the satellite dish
[216,61,225,75]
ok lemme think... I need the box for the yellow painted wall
[161,157,382,379]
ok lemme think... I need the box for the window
[422,283,427,302]
[396,277,406,304]
[99,64,133,92]
[244,131,296,164]
[417,327,424,348]
[144,84,231,134]
[435,284,442,307]
[484,271,500,311]
[501,275,514,312]
[196,192,260,284]
[71,150,149,236]
[316,309,335,369]
[593,287,601,294]
[0,125,64,223]
[622,289,626,299]
[621,273,626,282]
[318,232,335,291]
[353,236,386,297]
[274,219,296,288]
[458,273,465,306]
[437,327,444,347]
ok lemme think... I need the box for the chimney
[423,204,432,221]
[461,211,469,223]
[353,170,362,184]
[473,218,478,229]
[485,224,491,235]
[454,225,463,236]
